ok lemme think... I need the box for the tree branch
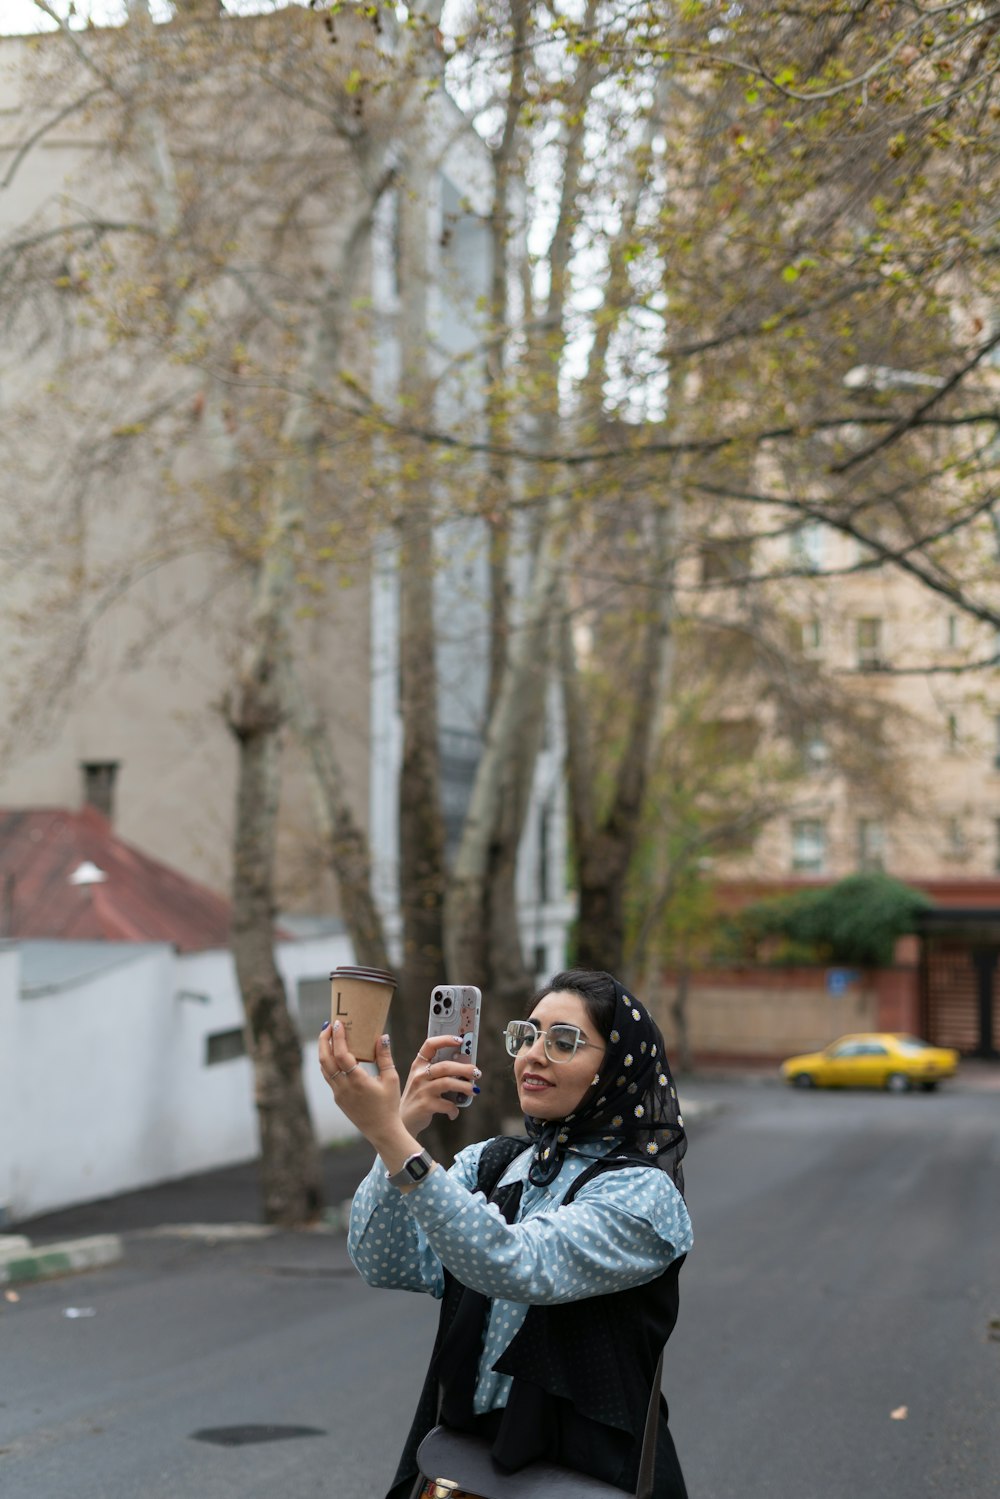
[1,86,104,193]
[831,325,1000,474]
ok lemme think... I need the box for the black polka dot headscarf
[522,971,687,1192]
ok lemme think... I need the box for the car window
[829,1042,863,1058]
[894,1037,930,1055]
[856,1043,888,1056]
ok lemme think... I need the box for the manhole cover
[190,1424,326,1447]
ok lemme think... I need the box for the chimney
[81,761,120,821]
[170,0,226,17]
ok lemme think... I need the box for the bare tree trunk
[284,664,391,972]
[569,497,679,976]
[449,619,548,1151]
[483,0,529,716]
[228,662,323,1226]
[113,8,326,1222]
[562,62,679,981]
[392,61,450,1141]
[445,0,600,980]
[397,507,447,1001]
[444,495,567,980]
[221,143,399,1218]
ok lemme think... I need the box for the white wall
[275,935,360,1143]
[0,944,19,1224]
[0,934,357,1223]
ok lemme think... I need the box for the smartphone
[426,984,482,1108]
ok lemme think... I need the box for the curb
[0,1233,123,1285]
[140,1222,277,1243]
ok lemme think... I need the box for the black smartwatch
[385,1148,436,1190]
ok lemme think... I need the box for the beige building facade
[764,518,1000,885]
[0,16,574,976]
[0,18,376,909]
[687,505,1000,891]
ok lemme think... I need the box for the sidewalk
[10,1136,375,1246]
[6,1096,725,1282]
[14,1088,731,1240]
[3,1138,376,1285]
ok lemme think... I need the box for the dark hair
[528,969,619,1041]
[523,968,686,1192]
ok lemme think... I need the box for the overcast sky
[3,1,117,29]
[0,2,306,33]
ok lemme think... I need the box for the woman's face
[513,990,607,1121]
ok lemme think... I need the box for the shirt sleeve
[405,1161,693,1305]
[347,1139,487,1297]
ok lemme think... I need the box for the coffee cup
[330,966,396,1062]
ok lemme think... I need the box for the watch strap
[385,1148,435,1189]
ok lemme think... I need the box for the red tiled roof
[0,807,232,952]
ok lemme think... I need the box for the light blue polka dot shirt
[348,1137,693,1415]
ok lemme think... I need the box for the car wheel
[885,1072,912,1093]
[793,1072,817,1089]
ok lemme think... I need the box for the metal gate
[919,913,1000,1058]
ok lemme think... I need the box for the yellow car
[780,1033,960,1092]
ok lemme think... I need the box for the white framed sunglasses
[502,1018,602,1064]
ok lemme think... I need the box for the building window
[711,823,756,857]
[994,714,1000,769]
[856,617,884,669]
[701,537,753,584]
[440,725,481,863]
[205,1028,247,1066]
[799,618,823,654]
[537,798,551,905]
[945,712,959,751]
[802,731,829,774]
[994,818,1000,873]
[857,818,885,872]
[296,977,330,1040]
[792,819,826,873]
[710,718,759,759]
[790,521,825,571]
[945,816,967,861]
[945,613,959,649]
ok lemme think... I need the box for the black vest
[386,1138,688,1499]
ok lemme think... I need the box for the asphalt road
[2,1080,998,1499]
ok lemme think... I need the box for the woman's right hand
[400,1034,481,1133]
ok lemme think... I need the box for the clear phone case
[426,985,482,1107]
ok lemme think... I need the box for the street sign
[826,968,859,996]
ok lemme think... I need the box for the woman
[320,969,692,1499]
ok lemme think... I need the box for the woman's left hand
[318,1021,401,1144]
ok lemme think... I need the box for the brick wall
[646,964,921,1062]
